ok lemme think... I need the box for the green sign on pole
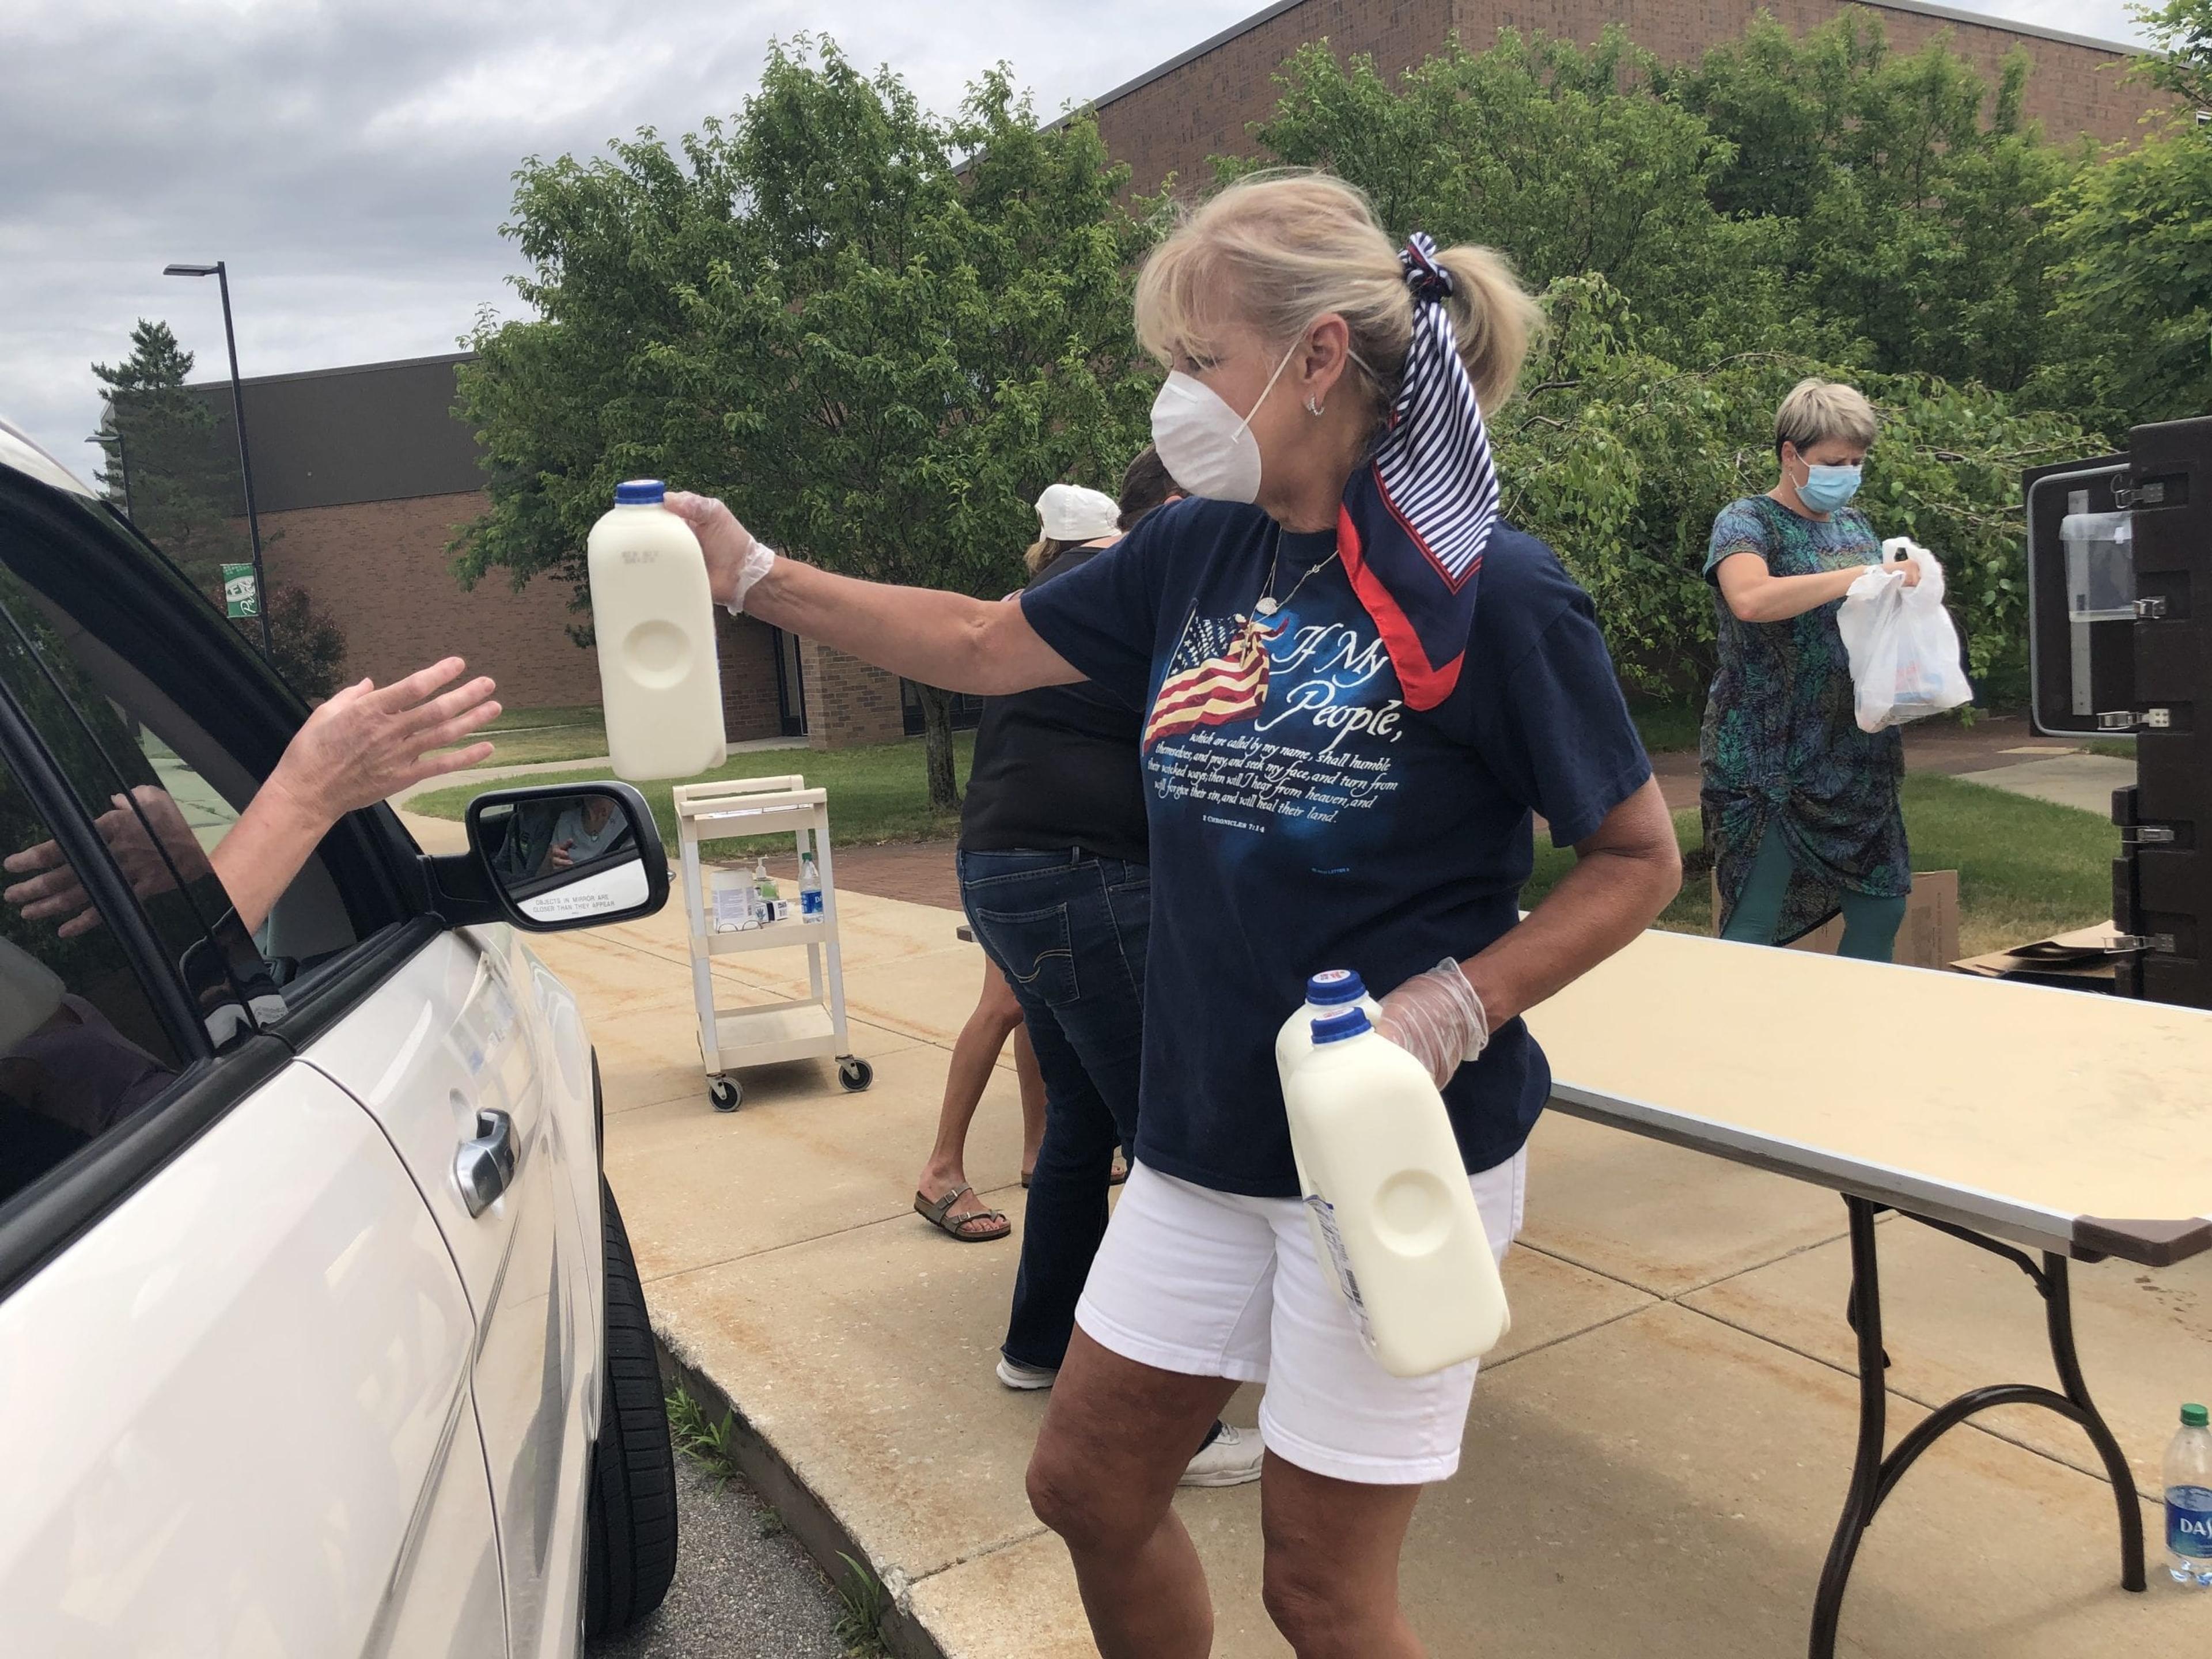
[222,563,259,619]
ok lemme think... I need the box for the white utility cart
[672,775,873,1111]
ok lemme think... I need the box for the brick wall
[1093,0,2162,198]
[718,614,787,743]
[798,639,908,749]
[1097,0,1455,196]
[256,490,603,708]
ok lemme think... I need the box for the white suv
[0,421,679,1654]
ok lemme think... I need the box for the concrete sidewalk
[513,876,2210,1658]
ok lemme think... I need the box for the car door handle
[454,1108,517,1217]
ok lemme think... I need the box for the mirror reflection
[479,790,649,923]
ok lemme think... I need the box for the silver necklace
[1251,527,1340,619]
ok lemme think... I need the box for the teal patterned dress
[1700,495,1908,943]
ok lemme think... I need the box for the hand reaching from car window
[261,657,499,825]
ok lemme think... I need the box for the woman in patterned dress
[1702,378,1922,961]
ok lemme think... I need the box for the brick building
[1088,0,2158,197]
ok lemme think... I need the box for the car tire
[582,1179,679,1637]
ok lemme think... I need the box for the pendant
[1255,596,1278,616]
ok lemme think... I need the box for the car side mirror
[459,781,668,932]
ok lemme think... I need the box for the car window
[0,742,190,1206]
[0,566,278,1033]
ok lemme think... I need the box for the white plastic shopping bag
[1835,538,1973,732]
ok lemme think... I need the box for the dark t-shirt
[1021,497,1651,1198]
[959,549,1149,865]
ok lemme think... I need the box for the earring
[1305,395,1325,416]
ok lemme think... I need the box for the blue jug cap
[614,479,666,504]
[1310,1008,1371,1044]
[1306,969,1366,1006]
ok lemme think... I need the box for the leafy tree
[92,320,349,700]
[1657,10,2081,393]
[458,38,1156,808]
[2132,0,2212,109]
[1240,30,1796,361]
[1494,276,2102,706]
[2026,4,2212,430]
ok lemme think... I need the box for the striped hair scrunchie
[1334,230,1504,710]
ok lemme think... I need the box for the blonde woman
[669,172,1679,1656]
[1703,379,1919,961]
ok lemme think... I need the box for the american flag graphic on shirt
[1143,610,1278,750]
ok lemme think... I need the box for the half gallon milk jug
[1275,979,1509,1377]
[588,479,728,781]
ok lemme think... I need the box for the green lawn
[1628,700,1702,755]
[1524,772,2115,958]
[476,703,610,767]
[410,730,978,853]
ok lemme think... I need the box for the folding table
[1522,928,2212,1658]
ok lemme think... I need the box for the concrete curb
[654,1327,951,1659]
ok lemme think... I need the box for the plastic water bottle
[586,479,728,782]
[800,853,824,922]
[2166,1402,2212,1586]
[1274,982,1509,1377]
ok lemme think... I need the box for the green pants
[1721,823,1907,963]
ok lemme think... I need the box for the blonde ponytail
[1134,169,1540,416]
[1430,244,1544,417]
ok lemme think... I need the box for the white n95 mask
[1149,340,1300,503]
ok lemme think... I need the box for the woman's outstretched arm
[666,492,1082,695]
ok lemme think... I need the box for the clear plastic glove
[665,490,777,613]
[1374,958,1490,1091]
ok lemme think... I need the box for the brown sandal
[914,1185,1009,1242]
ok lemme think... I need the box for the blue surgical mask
[1795,457,1861,513]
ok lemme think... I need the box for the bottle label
[802,888,824,919]
[1304,1194,1374,1344]
[2171,1486,2212,1558]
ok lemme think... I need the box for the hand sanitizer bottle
[588,479,728,782]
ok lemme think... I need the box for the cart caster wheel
[837,1057,874,1093]
[709,1077,742,1112]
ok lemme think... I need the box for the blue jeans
[958,848,1149,1372]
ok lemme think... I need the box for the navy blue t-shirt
[1020,496,1651,1199]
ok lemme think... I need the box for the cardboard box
[1951,922,2123,993]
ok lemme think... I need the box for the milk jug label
[1304,1194,1373,1342]
[2171,1486,2212,1558]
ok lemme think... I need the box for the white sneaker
[995,1355,1058,1391]
[1179,1422,1264,1487]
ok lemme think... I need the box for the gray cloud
[2,0,2147,472]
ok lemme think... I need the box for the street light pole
[84,432,134,520]
[164,259,272,655]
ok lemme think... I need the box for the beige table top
[1522,929,2212,1266]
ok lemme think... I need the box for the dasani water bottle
[2166,1402,2212,1587]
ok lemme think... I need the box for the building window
[899,682,984,737]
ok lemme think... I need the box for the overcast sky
[1,0,2149,474]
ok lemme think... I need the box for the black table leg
[1807,1198,2146,1659]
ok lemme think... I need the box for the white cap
[1036,483,1120,542]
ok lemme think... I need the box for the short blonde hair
[1134,171,1543,416]
[1775,378,1878,457]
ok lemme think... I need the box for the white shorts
[1074,1150,1527,1486]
